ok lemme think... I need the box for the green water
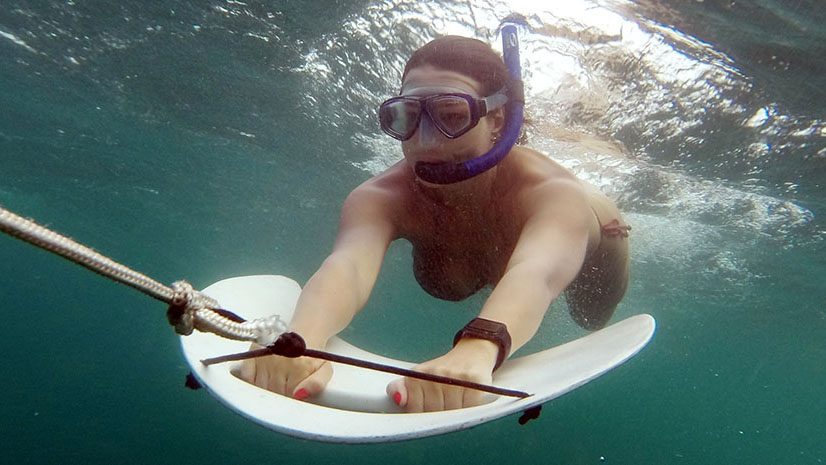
[1,1,824,464]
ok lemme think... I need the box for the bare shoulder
[514,147,618,208]
[504,147,605,267]
[507,147,589,213]
[340,162,410,227]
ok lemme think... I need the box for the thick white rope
[169,280,287,345]
[0,205,173,301]
[0,205,287,345]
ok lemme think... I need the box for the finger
[421,379,444,412]
[386,378,407,408]
[239,359,254,383]
[238,342,263,383]
[253,361,270,390]
[292,361,333,400]
[462,385,483,408]
[267,361,288,395]
[284,359,309,395]
[404,379,424,413]
[284,359,325,394]
[443,384,464,411]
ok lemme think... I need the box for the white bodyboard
[180,275,655,443]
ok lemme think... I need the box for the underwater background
[1,0,823,463]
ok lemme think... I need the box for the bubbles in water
[286,0,821,292]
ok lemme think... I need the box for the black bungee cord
[200,330,532,399]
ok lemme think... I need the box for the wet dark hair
[401,36,509,97]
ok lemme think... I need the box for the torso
[406,202,519,301]
[371,146,618,302]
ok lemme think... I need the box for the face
[398,66,502,170]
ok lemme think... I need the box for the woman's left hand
[386,338,499,412]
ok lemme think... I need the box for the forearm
[477,262,560,354]
[288,252,373,348]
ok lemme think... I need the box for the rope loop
[167,280,219,335]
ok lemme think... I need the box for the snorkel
[414,16,526,184]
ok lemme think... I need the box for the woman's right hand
[238,343,333,400]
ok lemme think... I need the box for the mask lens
[380,99,421,140]
[428,96,473,137]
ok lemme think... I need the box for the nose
[416,113,444,148]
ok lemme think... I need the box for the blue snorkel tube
[415,15,526,184]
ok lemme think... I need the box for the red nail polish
[393,392,402,406]
[294,388,309,400]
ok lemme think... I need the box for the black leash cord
[200,332,531,399]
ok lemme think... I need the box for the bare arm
[289,183,397,347]
[477,178,591,354]
[390,178,592,411]
[240,180,397,397]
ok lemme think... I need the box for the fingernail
[294,388,309,400]
[393,392,402,406]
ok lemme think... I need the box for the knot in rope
[167,280,219,335]
[167,280,287,344]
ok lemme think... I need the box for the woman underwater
[240,34,631,413]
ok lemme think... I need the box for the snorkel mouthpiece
[415,15,526,184]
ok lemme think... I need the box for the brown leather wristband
[453,317,512,371]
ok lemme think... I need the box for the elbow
[505,261,558,304]
[521,260,576,303]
